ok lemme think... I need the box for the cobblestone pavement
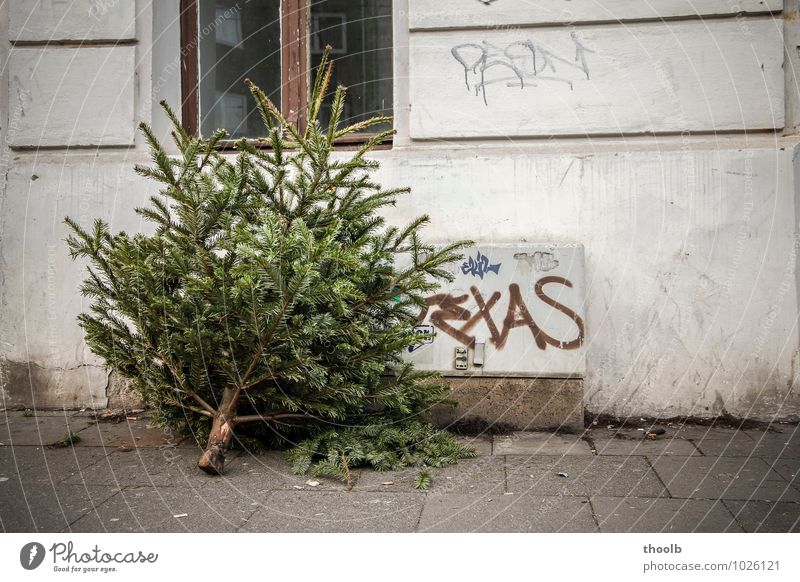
[1,411,798,532]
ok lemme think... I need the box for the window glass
[199,0,281,139]
[196,1,393,139]
[310,0,393,133]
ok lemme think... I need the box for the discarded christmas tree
[66,49,474,479]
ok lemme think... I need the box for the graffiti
[416,277,584,351]
[89,0,122,21]
[408,324,436,353]
[476,0,500,5]
[514,251,559,271]
[461,251,501,279]
[450,32,594,105]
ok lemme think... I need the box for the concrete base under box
[430,377,584,432]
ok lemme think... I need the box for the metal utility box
[401,244,586,378]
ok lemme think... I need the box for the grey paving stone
[0,412,95,447]
[0,480,119,533]
[769,458,800,486]
[589,425,758,454]
[76,419,186,448]
[419,493,597,532]
[428,456,506,495]
[3,419,797,534]
[197,473,276,500]
[608,425,754,457]
[505,455,667,498]
[350,441,492,492]
[650,456,800,502]
[591,436,699,457]
[67,485,256,532]
[690,436,762,457]
[493,432,592,456]
[585,427,636,439]
[723,500,800,532]
[240,491,425,532]
[0,446,109,484]
[193,477,280,519]
[675,427,782,457]
[353,466,422,492]
[743,430,800,460]
[671,425,753,442]
[456,435,492,456]
[353,455,501,493]
[61,447,227,488]
[591,496,742,533]
[224,450,356,491]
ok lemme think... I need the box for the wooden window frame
[179,0,391,149]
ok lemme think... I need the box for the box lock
[454,347,468,370]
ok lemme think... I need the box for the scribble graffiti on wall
[461,251,501,279]
[408,324,436,353]
[513,251,559,271]
[450,33,594,105]
[416,276,584,351]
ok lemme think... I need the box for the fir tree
[65,50,474,478]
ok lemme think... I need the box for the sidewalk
[1,411,798,533]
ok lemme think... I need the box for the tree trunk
[197,388,238,475]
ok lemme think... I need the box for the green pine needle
[48,431,81,449]
[414,470,432,491]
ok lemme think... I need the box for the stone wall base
[430,377,584,433]
[1,360,108,410]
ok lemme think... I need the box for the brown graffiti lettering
[418,292,474,347]
[417,278,585,351]
[469,286,502,342]
[534,276,585,350]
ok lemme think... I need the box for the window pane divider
[281,0,308,132]
[181,0,392,149]
[180,0,200,137]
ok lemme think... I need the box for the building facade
[2,0,800,422]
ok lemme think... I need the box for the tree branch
[138,334,217,416]
[164,395,215,418]
[238,280,301,387]
[234,412,311,425]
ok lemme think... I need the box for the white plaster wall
[373,143,800,420]
[9,0,136,42]
[0,157,159,407]
[2,143,798,418]
[408,0,781,30]
[8,47,136,147]
[1,1,799,420]
[409,19,784,138]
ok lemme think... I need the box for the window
[180,0,393,142]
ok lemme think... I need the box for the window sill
[215,134,393,152]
